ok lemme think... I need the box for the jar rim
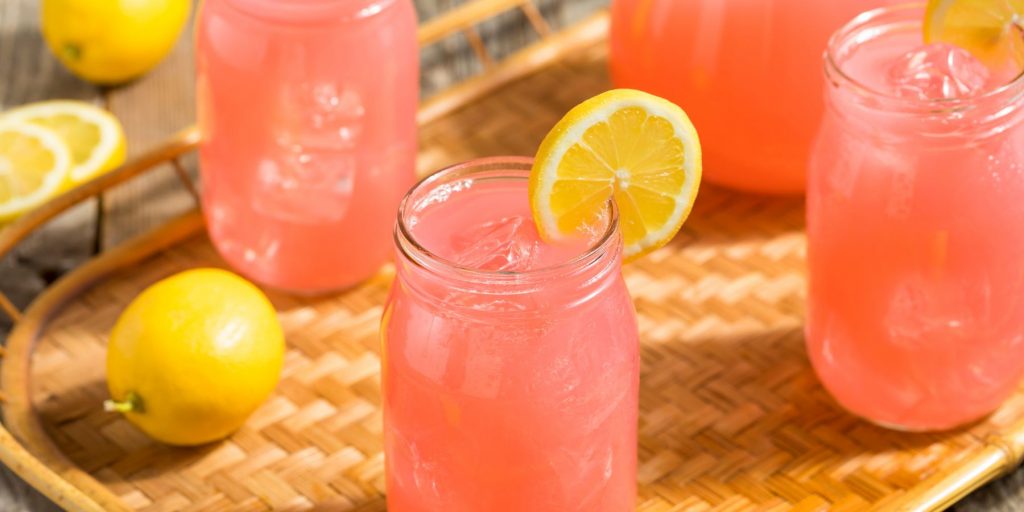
[394,156,621,283]
[220,0,397,24]
[824,3,1024,112]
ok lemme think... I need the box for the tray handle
[0,127,201,325]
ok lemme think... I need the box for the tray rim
[0,5,1022,511]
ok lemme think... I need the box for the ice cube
[450,215,541,272]
[250,81,366,223]
[276,81,365,150]
[887,43,991,101]
[252,152,355,223]
[885,273,971,347]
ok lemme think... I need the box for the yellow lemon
[41,0,191,85]
[924,0,1024,67]
[2,101,126,185]
[105,269,285,446]
[530,89,702,261]
[0,121,72,222]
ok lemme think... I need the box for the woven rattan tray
[3,3,1024,511]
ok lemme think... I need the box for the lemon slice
[924,0,1024,66]
[530,89,701,261]
[1,100,126,185]
[0,121,73,222]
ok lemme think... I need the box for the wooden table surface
[1,0,1022,510]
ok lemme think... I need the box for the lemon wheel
[925,0,1024,66]
[2,100,126,185]
[530,89,702,261]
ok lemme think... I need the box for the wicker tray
[2,3,1024,511]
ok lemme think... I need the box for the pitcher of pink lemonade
[196,0,418,293]
[610,0,892,194]
[806,5,1024,431]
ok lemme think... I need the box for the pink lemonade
[195,0,417,293]
[382,158,640,511]
[807,6,1024,430]
[610,0,895,193]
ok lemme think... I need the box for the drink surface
[383,171,639,511]
[408,178,596,272]
[195,0,417,292]
[610,0,893,193]
[841,30,1019,99]
[807,9,1024,430]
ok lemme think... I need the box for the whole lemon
[105,268,285,446]
[41,0,191,85]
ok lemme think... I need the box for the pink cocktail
[381,158,639,511]
[610,0,894,193]
[195,0,417,293]
[807,5,1024,430]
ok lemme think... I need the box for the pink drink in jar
[196,0,417,293]
[382,158,640,511]
[610,0,895,193]
[807,5,1024,430]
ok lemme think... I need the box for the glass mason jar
[806,5,1024,431]
[610,0,893,194]
[381,158,640,511]
[195,0,418,293]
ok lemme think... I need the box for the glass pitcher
[610,0,892,194]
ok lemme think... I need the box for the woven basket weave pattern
[21,45,1024,511]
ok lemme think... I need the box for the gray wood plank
[0,0,100,322]
[0,466,60,512]
[0,0,100,315]
[956,469,1024,512]
[0,1,96,510]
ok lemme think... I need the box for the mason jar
[196,0,418,293]
[381,157,640,511]
[806,5,1024,431]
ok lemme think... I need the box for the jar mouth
[222,0,394,24]
[825,3,1024,112]
[395,157,621,282]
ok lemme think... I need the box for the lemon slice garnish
[529,89,701,261]
[2,100,126,185]
[0,121,73,222]
[925,0,1024,67]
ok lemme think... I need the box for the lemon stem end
[104,392,141,413]
[61,43,81,62]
